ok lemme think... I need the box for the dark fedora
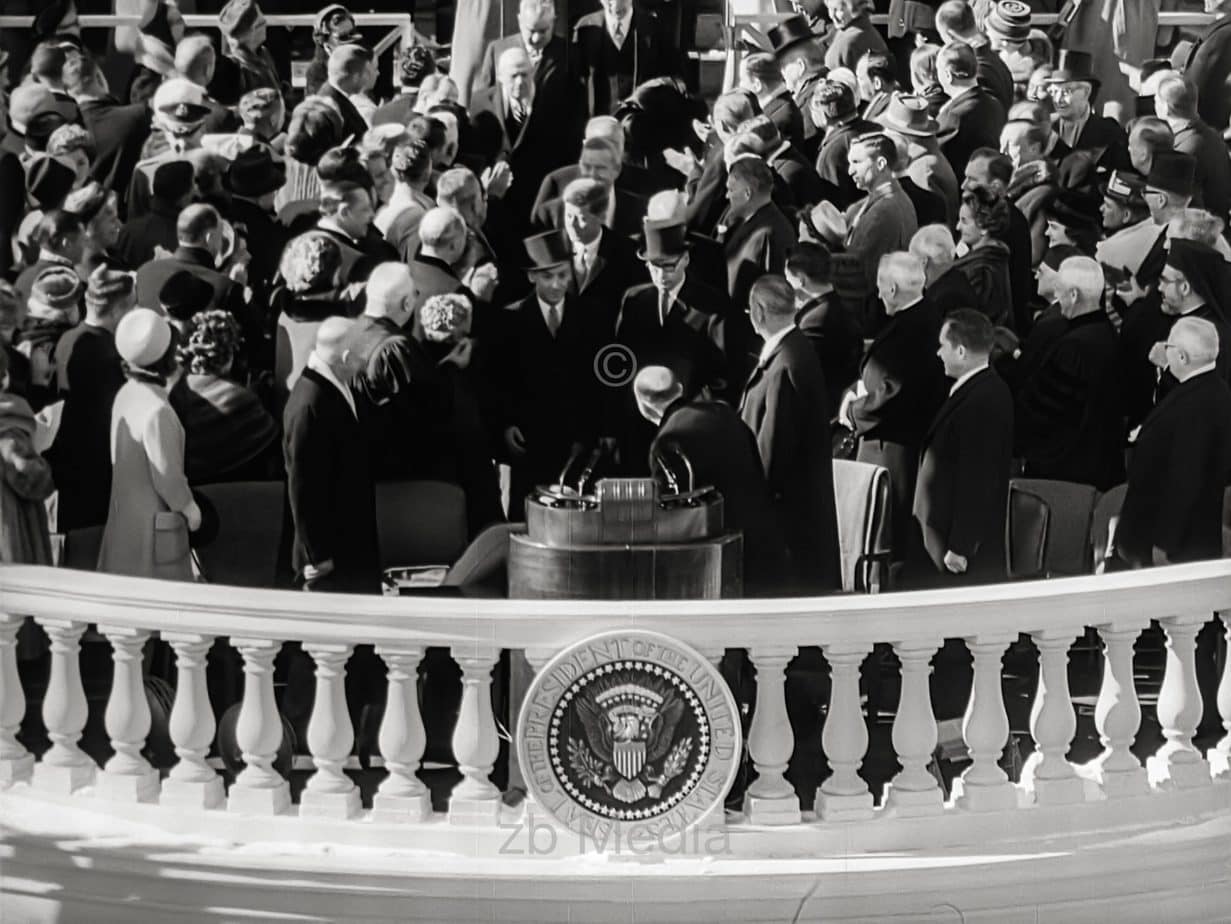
[767,15,816,57]
[1045,49,1100,91]
[159,270,215,322]
[226,145,287,199]
[875,94,939,137]
[523,230,572,270]
[638,219,690,263]
[1045,188,1103,232]
[1145,150,1197,198]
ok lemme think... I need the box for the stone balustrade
[1,561,1231,851]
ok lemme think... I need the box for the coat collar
[925,366,992,442]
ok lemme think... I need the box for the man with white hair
[841,251,946,553]
[532,137,647,237]
[533,115,657,213]
[1116,315,1231,567]
[474,0,573,115]
[908,223,980,315]
[409,207,468,311]
[349,263,444,480]
[1014,256,1123,489]
[571,0,673,116]
[318,43,374,142]
[283,315,380,593]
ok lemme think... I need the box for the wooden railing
[2,560,1231,842]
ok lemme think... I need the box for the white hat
[152,77,212,136]
[116,307,173,368]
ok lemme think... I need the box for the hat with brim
[314,3,355,40]
[806,200,846,245]
[1099,169,1147,206]
[638,219,690,263]
[876,94,938,137]
[159,270,215,322]
[153,78,212,136]
[1145,150,1197,198]
[1045,189,1102,232]
[767,15,817,57]
[524,230,572,270]
[226,146,287,198]
[1044,49,1100,92]
[116,307,173,367]
[985,0,1032,42]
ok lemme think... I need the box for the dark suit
[135,246,246,319]
[532,161,662,217]
[1052,114,1131,173]
[474,34,578,130]
[316,82,371,143]
[795,291,862,413]
[740,328,841,592]
[533,187,648,241]
[762,89,806,151]
[115,200,180,270]
[849,298,947,553]
[1175,119,1231,221]
[651,397,788,593]
[282,366,381,593]
[900,175,947,229]
[722,202,796,310]
[911,367,1013,584]
[1116,370,1231,565]
[767,143,827,213]
[974,43,1015,112]
[926,265,981,316]
[1181,17,1231,134]
[78,96,152,197]
[571,9,674,116]
[497,291,612,518]
[1014,310,1124,490]
[814,117,882,210]
[685,135,729,236]
[834,180,918,332]
[565,227,647,332]
[937,87,1007,180]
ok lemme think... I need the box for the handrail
[1,560,1229,649]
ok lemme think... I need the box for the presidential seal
[517,631,740,844]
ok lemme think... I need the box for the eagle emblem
[567,670,693,804]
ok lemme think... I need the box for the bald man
[636,365,787,594]
[319,43,374,142]
[1013,257,1124,489]
[283,316,380,593]
[1116,316,1231,567]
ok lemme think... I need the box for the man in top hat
[219,0,282,95]
[1116,315,1231,568]
[1096,170,1161,280]
[612,218,729,467]
[496,229,614,519]
[768,14,828,142]
[636,364,789,595]
[570,0,675,117]
[1150,238,1231,391]
[1044,50,1129,170]
[740,52,806,151]
[125,78,213,221]
[877,93,960,226]
[1154,73,1231,222]
[810,79,881,209]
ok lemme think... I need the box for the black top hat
[767,15,816,56]
[523,230,572,270]
[1146,150,1197,198]
[638,220,690,262]
[1045,50,1100,91]
[227,146,287,199]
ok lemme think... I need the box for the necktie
[510,98,525,125]
[612,22,625,46]
[574,251,588,288]
[658,290,672,326]
[545,302,561,336]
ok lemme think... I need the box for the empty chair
[832,458,893,593]
[1011,478,1100,576]
[192,481,285,587]
[1006,484,1050,581]
[375,480,468,575]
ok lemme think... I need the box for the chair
[1090,483,1128,571]
[831,459,893,593]
[375,480,468,573]
[1006,485,1050,581]
[441,522,523,597]
[1010,478,1100,576]
[192,481,286,587]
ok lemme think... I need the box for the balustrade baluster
[96,626,159,802]
[372,645,430,821]
[882,638,943,817]
[448,644,501,825]
[951,634,1018,811]
[1210,612,1231,779]
[1081,620,1149,797]
[0,614,33,785]
[1021,630,1090,805]
[816,643,873,821]
[160,633,224,809]
[31,618,95,793]
[300,644,360,818]
[743,645,800,824]
[1147,613,1213,789]
[227,638,290,815]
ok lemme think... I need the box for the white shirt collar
[307,351,357,418]
[607,9,633,45]
[759,324,795,365]
[1178,361,1217,383]
[949,362,989,396]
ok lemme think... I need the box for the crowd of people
[1,0,1230,601]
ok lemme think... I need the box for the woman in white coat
[98,308,201,581]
